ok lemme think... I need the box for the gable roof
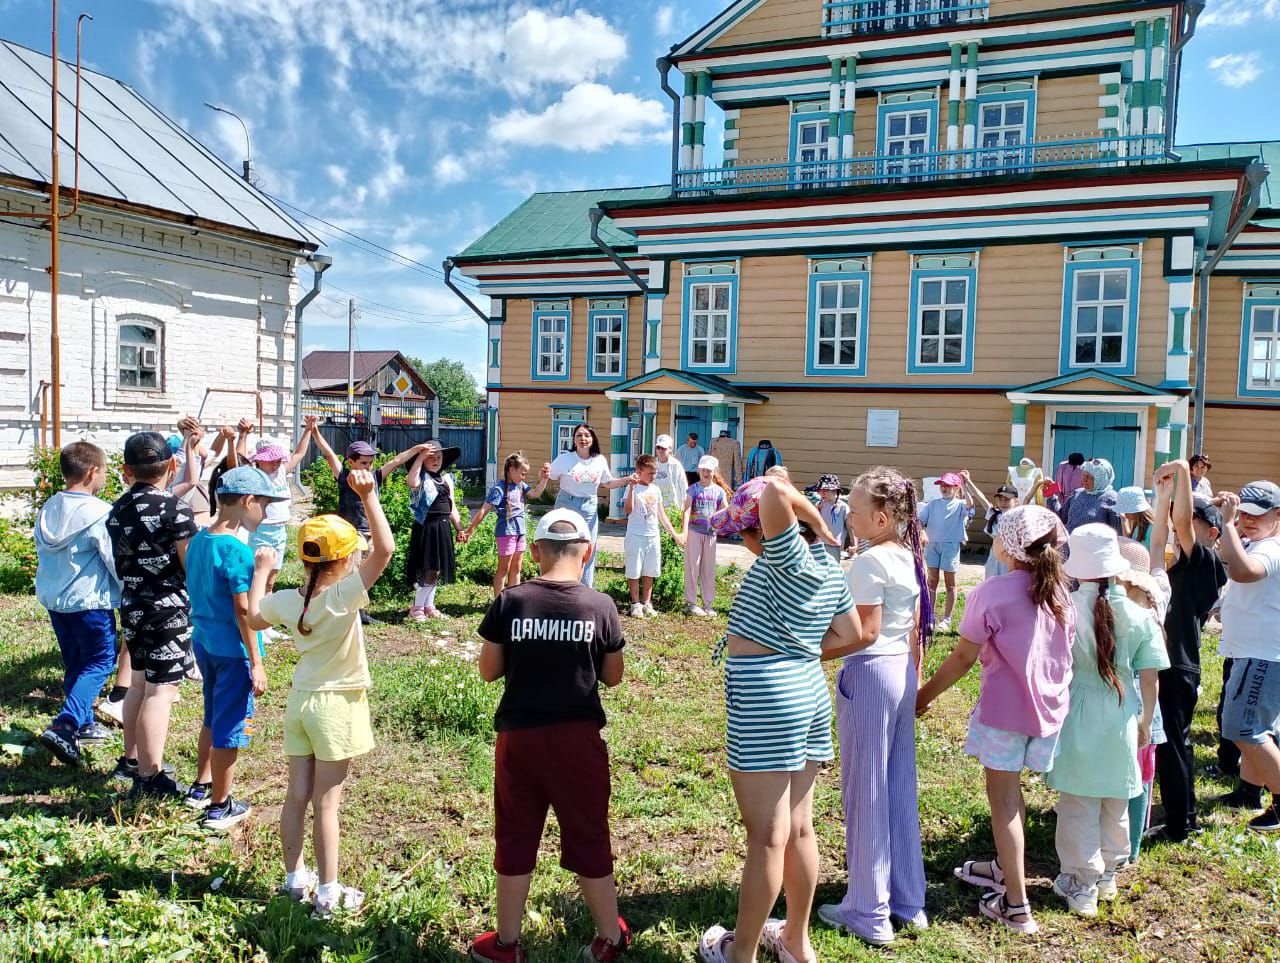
[1006,369,1180,404]
[670,0,770,57]
[604,367,768,403]
[1175,142,1280,213]
[302,350,435,398]
[452,186,669,263]
[0,39,317,248]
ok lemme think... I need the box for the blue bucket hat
[215,465,288,501]
[1114,486,1151,516]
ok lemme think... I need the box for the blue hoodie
[34,491,120,612]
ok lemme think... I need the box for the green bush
[28,446,124,516]
[650,505,687,611]
[373,653,498,740]
[0,518,36,594]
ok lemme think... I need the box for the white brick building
[0,39,322,487]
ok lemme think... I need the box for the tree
[409,357,484,411]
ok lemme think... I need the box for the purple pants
[833,653,927,942]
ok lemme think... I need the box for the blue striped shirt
[727,523,854,660]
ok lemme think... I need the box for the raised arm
[351,469,394,588]
[1152,460,1193,561]
[759,476,836,544]
[377,442,425,480]
[285,425,314,471]
[236,418,252,460]
[1217,492,1271,583]
[528,463,551,499]
[307,416,344,476]
[963,470,991,513]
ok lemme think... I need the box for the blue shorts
[194,645,255,750]
[250,523,288,571]
[724,654,832,772]
[925,540,962,573]
[1222,657,1280,745]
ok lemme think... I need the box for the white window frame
[794,117,830,181]
[915,275,969,366]
[1070,267,1131,368]
[884,108,932,181]
[590,312,624,378]
[976,99,1029,171]
[117,316,162,390]
[535,313,569,377]
[1247,302,1280,390]
[813,278,863,369]
[688,280,733,367]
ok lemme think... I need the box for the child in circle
[917,471,976,632]
[463,452,551,596]
[682,456,730,616]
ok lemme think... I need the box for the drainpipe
[442,259,490,324]
[1191,161,1267,451]
[657,56,681,192]
[588,208,648,294]
[1164,0,1205,159]
[292,253,333,487]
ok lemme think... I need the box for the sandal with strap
[699,926,736,963]
[954,856,1006,893]
[761,918,818,963]
[978,891,1039,935]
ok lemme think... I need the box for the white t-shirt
[261,464,292,524]
[626,482,664,538]
[844,542,920,658]
[549,452,614,499]
[653,458,687,508]
[1220,536,1280,661]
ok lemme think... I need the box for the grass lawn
[1,558,1278,962]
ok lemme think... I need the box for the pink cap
[937,472,964,488]
[250,442,286,463]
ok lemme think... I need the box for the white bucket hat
[1064,523,1130,580]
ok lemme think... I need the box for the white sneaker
[936,617,952,633]
[1053,873,1098,917]
[629,603,645,618]
[688,605,707,617]
[281,868,318,903]
[643,602,656,616]
[95,696,125,727]
[263,627,289,644]
[313,884,364,919]
[1096,871,1118,901]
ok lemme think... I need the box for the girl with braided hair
[916,505,1073,935]
[1047,524,1168,918]
[817,468,930,947]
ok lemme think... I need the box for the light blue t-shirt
[187,529,260,660]
[919,496,975,545]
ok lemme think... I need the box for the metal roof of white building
[0,39,319,249]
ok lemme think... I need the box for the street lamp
[203,102,253,182]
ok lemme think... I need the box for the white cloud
[1200,0,1280,27]
[324,165,348,187]
[1208,51,1264,87]
[434,155,468,185]
[502,9,628,93]
[492,83,668,151]
[655,6,676,37]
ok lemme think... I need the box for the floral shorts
[965,716,1061,773]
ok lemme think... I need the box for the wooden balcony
[821,0,989,37]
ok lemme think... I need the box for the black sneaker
[39,726,81,767]
[1247,803,1280,834]
[184,782,214,810]
[112,756,177,784]
[1217,786,1265,811]
[359,610,373,626]
[77,722,114,743]
[130,770,186,801]
[200,796,251,831]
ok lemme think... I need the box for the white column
[723,108,740,163]
[828,58,842,163]
[946,43,962,154]
[1129,21,1148,139]
[962,42,979,152]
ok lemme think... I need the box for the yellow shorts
[283,688,375,761]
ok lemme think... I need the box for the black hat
[995,485,1019,499]
[1068,452,1085,466]
[1193,501,1224,531]
[123,431,171,467]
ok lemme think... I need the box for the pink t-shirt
[958,569,1075,738]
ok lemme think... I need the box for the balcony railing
[822,0,989,36]
[675,134,1167,196]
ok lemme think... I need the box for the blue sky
[5,0,1279,384]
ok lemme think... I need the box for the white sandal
[761,918,817,963]
[699,926,735,963]
[954,856,1006,893]
[978,891,1039,935]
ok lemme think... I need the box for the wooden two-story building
[449,0,1279,502]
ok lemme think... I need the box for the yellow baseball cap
[298,514,368,563]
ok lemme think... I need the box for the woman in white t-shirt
[548,423,631,586]
[818,467,932,947]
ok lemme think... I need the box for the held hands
[237,418,254,435]
[250,663,268,697]
[1137,720,1152,750]
[253,546,277,571]
[458,528,472,544]
[348,469,376,497]
[915,693,933,718]
[218,425,236,442]
[304,414,320,432]
[540,462,551,481]
[1218,491,1240,525]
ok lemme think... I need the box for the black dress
[406,475,457,586]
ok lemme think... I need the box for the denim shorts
[925,540,962,573]
[724,654,832,772]
[194,645,255,750]
[1222,657,1280,745]
[965,716,1061,772]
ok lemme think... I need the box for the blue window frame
[1238,283,1280,398]
[806,256,870,376]
[587,298,627,382]
[1059,247,1141,376]
[531,300,571,382]
[681,263,738,374]
[789,104,831,185]
[974,87,1036,174]
[907,253,977,373]
[551,406,589,454]
[878,97,938,182]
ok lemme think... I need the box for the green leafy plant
[373,653,498,739]
[650,505,688,611]
[27,446,124,516]
[0,518,37,594]
[455,510,537,584]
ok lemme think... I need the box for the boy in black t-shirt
[470,509,629,963]
[1149,460,1229,842]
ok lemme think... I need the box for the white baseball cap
[655,434,674,450]
[533,508,593,542]
[698,455,719,471]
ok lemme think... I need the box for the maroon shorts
[494,719,614,878]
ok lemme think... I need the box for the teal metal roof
[1175,141,1280,212]
[607,367,768,402]
[453,186,670,262]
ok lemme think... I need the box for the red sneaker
[582,917,632,962]
[470,931,526,963]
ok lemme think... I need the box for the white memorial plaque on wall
[866,409,900,448]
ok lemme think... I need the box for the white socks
[414,582,437,609]
[285,867,313,889]
[317,880,341,902]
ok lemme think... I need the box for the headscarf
[997,505,1066,564]
[1085,458,1115,494]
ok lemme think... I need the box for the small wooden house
[451,0,1279,498]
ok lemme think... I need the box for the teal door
[1050,410,1141,489]
[673,404,739,450]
